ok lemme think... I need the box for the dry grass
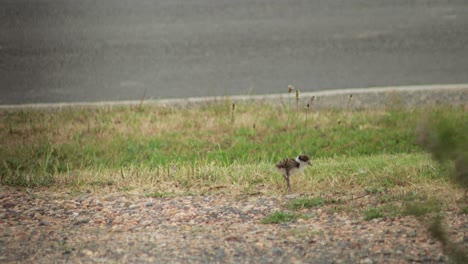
[0,100,466,202]
[37,153,463,207]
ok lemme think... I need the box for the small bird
[276,154,312,193]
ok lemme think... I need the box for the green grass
[461,206,468,215]
[147,192,176,198]
[287,197,325,210]
[402,199,444,217]
[363,207,385,220]
[354,191,446,221]
[354,190,447,221]
[0,100,465,197]
[261,211,297,224]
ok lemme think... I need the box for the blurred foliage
[414,106,468,190]
[413,106,467,263]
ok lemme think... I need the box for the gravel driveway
[1,188,466,263]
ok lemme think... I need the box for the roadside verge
[1,84,466,110]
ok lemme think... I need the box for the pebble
[74,217,90,225]
[128,204,139,210]
[360,257,373,264]
[271,247,283,256]
[82,249,94,257]
[241,205,254,213]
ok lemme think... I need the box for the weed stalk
[346,94,353,116]
[295,90,300,117]
[231,103,236,124]
[287,85,294,130]
[305,96,315,126]
[138,89,147,112]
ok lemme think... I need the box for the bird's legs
[284,174,291,193]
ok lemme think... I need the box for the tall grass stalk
[286,85,294,130]
[346,94,353,115]
[295,90,300,117]
[339,94,353,125]
[306,96,316,126]
[231,103,236,124]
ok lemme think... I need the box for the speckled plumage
[276,154,312,193]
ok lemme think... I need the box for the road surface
[1,0,467,104]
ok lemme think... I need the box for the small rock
[272,247,283,256]
[113,217,123,224]
[360,257,373,264]
[141,220,152,226]
[82,249,94,257]
[215,248,225,261]
[241,205,254,213]
[2,202,15,209]
[33,212,42,219]
[74,216,90,225]
[225,236,241,242]
[39,221,50,226]
[121,213,131,219]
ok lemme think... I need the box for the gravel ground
[1,187,466,263]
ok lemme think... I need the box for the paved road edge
[1,83,467,110]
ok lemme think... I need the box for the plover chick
[276,154,312,193]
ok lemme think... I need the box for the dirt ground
[1,187,467,263]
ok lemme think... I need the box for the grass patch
[287,197,325,210]
[365,187,387,195]
[402,199,443,217]
[286,228,320,239]
[363,207,385,220]
[461,206,468,215]
[361,191,446,219]
[88,180,114,187]
[0,101,465,199]
[261,211,297,224]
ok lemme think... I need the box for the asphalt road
[1,0,467,104]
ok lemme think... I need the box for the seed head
[288,85,294,93]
